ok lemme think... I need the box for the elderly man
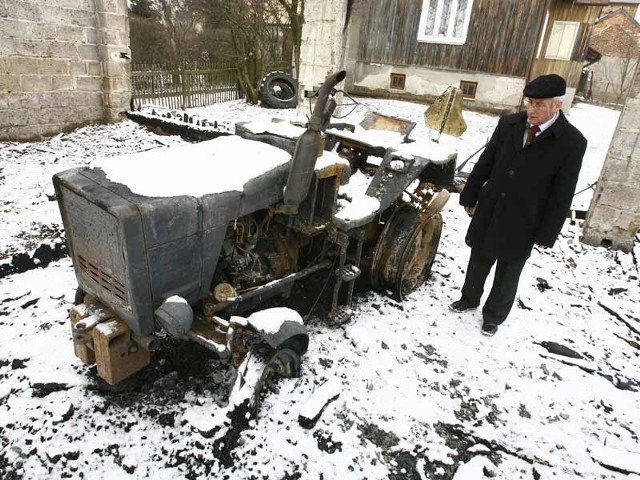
[450,74,587,336]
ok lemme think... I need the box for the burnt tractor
[53,71,457,385]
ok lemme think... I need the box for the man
[450,74,587,336]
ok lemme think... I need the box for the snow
[567,103,620,211]
[247,307,303,334]
[93,135,291,197]
[326,125,407,148]
[0,96,639,479]
[452,456,495,479]
[241,118,307,139]
[165,295,188,305]
[298,378,341,424]
[591,446,640,474]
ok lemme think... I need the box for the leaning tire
[259,71,298,109]
[371,204,443,300]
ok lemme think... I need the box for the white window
[545,21,580,60]
[417,0,474,45]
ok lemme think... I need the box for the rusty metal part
[424,86,467,140]
[213,283,237,302]
[187,316,230,358]
[203,260,332,314]
[227,323,247,368]
[371,204,443,299]
[132,334,160,352]
[359,111,416,140]
[409,183,451,216]
[93,318,150,385]
[69,305,100,365]
[70,297,151,382]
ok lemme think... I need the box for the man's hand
[464,206,475,217]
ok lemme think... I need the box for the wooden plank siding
[531,3,602,86]
[357,0,548,77]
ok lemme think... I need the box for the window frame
[417,0,475,45]
[390,73,406,90]
[459,80,478,99]
[544,20,580,61]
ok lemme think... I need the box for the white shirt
[524,111,559,146]
[535,111,560,135]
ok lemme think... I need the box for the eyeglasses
[523,98,552,110]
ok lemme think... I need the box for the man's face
[524,97,561,125]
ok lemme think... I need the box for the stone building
[583,67,640,252]
[0,0,130,141]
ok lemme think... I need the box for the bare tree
[603,30,640,105]
[129,0,304,102]
[155,0,204,65]
[196,0,298,103]
[276,0,304,78]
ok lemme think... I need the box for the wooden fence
[130,62,244,110]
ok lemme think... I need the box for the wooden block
[93,319,150,385]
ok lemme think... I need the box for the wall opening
[390,73,406,90]
[460,80,478,99]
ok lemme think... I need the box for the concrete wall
[348,62,527,114]
[296,0,349,115]
[0,0,130,142]
[589,56,640,104]
[582,68,640,252]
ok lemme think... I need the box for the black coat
[459,111,587,260]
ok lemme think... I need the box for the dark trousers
[460,248,528,326]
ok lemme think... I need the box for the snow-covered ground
[0,98,639,479]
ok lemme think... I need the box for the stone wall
[0,0,130,142]
[582,68,640,252]
[296,0,349,115]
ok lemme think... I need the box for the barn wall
[0,0,130,141]
[531,2,602,87]
[345,0,547,111]
[355,0,546,76]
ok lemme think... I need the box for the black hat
[523,74,566,99]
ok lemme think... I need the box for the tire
[259,71,298,109]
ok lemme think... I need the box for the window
[459,80,477,98]
[417,0,474,45]
[390,73,406,90]
[545,21,580,60]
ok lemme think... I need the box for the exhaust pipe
[281,70,347,215]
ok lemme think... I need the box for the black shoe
[448,299,478,313]
[481,322,498,336]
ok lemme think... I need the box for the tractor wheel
[259,71,298,109]
[371,204,443,300]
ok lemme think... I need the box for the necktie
[527,125,540,144]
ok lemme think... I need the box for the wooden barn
[343,0,609,112]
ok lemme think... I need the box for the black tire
[259,71,298,109]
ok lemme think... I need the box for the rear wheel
[371,204,443,300]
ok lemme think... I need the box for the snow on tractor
[53,71,458,387]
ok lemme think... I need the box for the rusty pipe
[281,70,347,215]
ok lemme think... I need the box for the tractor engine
[216,213,296,294]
